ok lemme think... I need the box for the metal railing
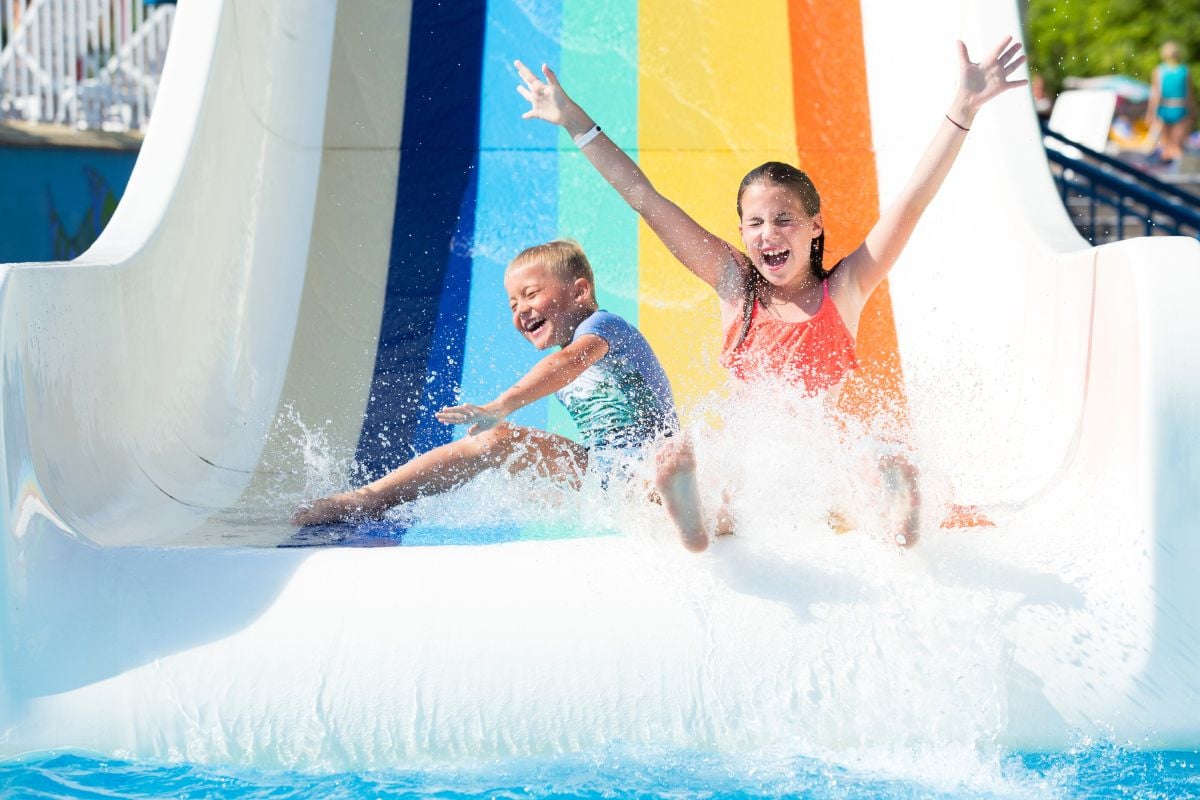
[0,0,175,132]
[1042,125,1200,243]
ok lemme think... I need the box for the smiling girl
[516,37,1027,547]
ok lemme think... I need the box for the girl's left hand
[958,36,1027,112]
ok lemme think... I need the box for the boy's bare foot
[290,491,372,527]
[880,455,921,548]
[655,437,710,553]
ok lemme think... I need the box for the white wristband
[572,124,601,148]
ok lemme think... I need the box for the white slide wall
[1,0,1198,768]
[863,0,1200,744]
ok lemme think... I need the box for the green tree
[1024,0,1200,96]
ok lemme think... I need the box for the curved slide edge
[0,1,336,545]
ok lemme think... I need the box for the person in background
[1146,41,1195,166]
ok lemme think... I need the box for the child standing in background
[1146,41,1194,166]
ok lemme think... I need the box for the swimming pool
[3,744,1198,798]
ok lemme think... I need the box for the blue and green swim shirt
[555,310,678,450]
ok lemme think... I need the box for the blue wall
[0,144,137,264]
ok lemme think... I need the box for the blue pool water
[2,745,1198,799]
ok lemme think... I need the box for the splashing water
[3,742,1197,798]
[205,372,1165,787]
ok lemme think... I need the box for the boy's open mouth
[761,248,790,269]
[524,317,547,334]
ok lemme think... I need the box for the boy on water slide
[292,239,710,551]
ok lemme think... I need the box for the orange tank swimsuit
[719,280,859,394]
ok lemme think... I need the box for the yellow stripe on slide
[637,0,798,411]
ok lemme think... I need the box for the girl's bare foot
[880,455,921,548]
[715,491,736,538]
[940,503,995,529]
[826,508,854,535]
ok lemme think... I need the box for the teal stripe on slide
[457,4,563,432]
[548,0,639,440]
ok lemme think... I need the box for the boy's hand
[436,403,504,436]
[515,60,571,125]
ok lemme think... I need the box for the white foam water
[264,376,1150,787]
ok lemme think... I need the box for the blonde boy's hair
[508,238,596,291]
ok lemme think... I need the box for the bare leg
[1162,120,1188,162]
[879,453,921,548]
[291,423,586,526]
[654,435,710,552]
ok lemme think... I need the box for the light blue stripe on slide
[457,2,563,433]
[559,0,638,322]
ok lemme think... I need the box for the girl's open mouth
[761,248,790,269]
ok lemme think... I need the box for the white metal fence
[0,0,175,132]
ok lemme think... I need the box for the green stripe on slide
[549,0,640,440]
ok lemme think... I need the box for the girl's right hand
[515,60,572,126]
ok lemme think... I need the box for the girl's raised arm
[840,37,1027,302]
[515,60,742,301]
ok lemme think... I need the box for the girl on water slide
[516,36,1027,549]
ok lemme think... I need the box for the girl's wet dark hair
[732,162,833,349]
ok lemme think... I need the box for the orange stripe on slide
[788,0,908,426]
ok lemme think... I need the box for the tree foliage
[1024,0,1200,95]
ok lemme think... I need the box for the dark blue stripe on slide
[354,0,485,477]
[414,174,476,452]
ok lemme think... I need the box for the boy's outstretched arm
[841,37,1027,302]
[436,334,609,435]
[515,60,740,302]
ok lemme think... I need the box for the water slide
[2,0,1198,768]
